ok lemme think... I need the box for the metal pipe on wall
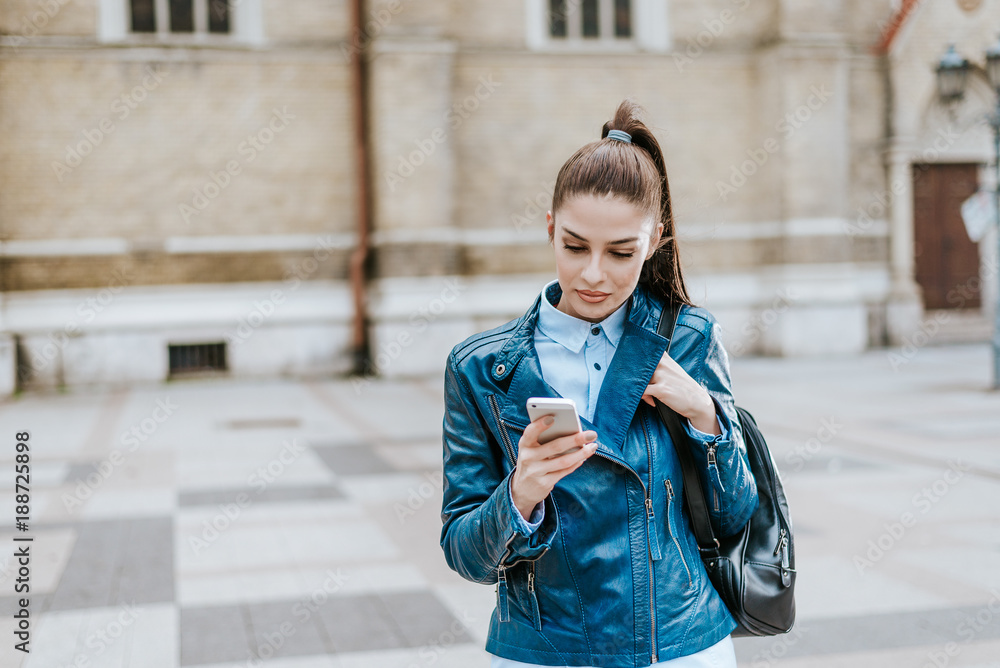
[348,0,372,376]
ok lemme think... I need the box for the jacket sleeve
[439,351,558,584]
[686,317,758,537]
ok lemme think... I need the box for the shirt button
[594,363,601,370]
[591,326,600,335]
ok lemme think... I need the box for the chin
[572,295,621,322]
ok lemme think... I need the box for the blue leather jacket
[440,281,758,667]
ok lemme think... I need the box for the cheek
[613,258,645,288]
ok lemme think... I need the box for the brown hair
[550,99,692,307]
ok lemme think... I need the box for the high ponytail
[551,98,692,307]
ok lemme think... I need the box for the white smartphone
[526,397,583,448]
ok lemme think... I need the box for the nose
[581,253,605,285]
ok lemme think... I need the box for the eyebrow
[562,227,639,246]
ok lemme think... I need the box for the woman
[440,99,758,668]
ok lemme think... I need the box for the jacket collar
[492,281,670,456]
[536,279,628,353]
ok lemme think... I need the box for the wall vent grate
[168,342,227,376]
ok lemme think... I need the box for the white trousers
[490,634,737,668]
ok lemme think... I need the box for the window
[547,0,629,41]
[528,0,668,51]
[129,0,230,35]
[99,0,259,45]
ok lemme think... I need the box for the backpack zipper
[774,528,792,586]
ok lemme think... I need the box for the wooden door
[912,163,982,310]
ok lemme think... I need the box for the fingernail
[544,416,554,425]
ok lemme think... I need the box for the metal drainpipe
[348,0,372,376]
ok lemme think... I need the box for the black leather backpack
[654,302,796,637]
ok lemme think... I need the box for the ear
[546,211,554,242]
[646,222,664,260]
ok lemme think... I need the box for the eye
[610,251,635,259]
[563,244,586,253]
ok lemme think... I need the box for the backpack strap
[654,300,721,559]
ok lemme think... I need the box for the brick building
[0,0,996,394]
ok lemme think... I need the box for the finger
[537,430,596,459]
[520,415,555,448]
[545,441,599,477]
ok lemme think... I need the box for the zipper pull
[496,564,510,622]
[664,479,675,499]
[527,563,542,632]
[774,528,792,587]
[773,528,787,556]
[706,443,718,467]
[646,495,662,561]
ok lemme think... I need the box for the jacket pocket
[496,561,542,631]
[663,479,693,588]
[527,561,542,631]
[487,394,518,467]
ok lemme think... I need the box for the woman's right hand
[509,416,599,521]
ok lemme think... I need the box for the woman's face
[546,194,662,324]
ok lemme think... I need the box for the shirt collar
[536,279,628,353]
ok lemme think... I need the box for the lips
[577,290,610,303]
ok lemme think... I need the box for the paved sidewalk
[0,342,997,667]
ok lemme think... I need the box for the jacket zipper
[487,393,517,467]
[496,563,510,622]
[706,442,720,512]
[491,403,660,658]
[663,479,693,586]
[640,413,659,663]
[527,561,542,631]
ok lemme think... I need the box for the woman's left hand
[641,352,721,436]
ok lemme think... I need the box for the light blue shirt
[509,279,727,533]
